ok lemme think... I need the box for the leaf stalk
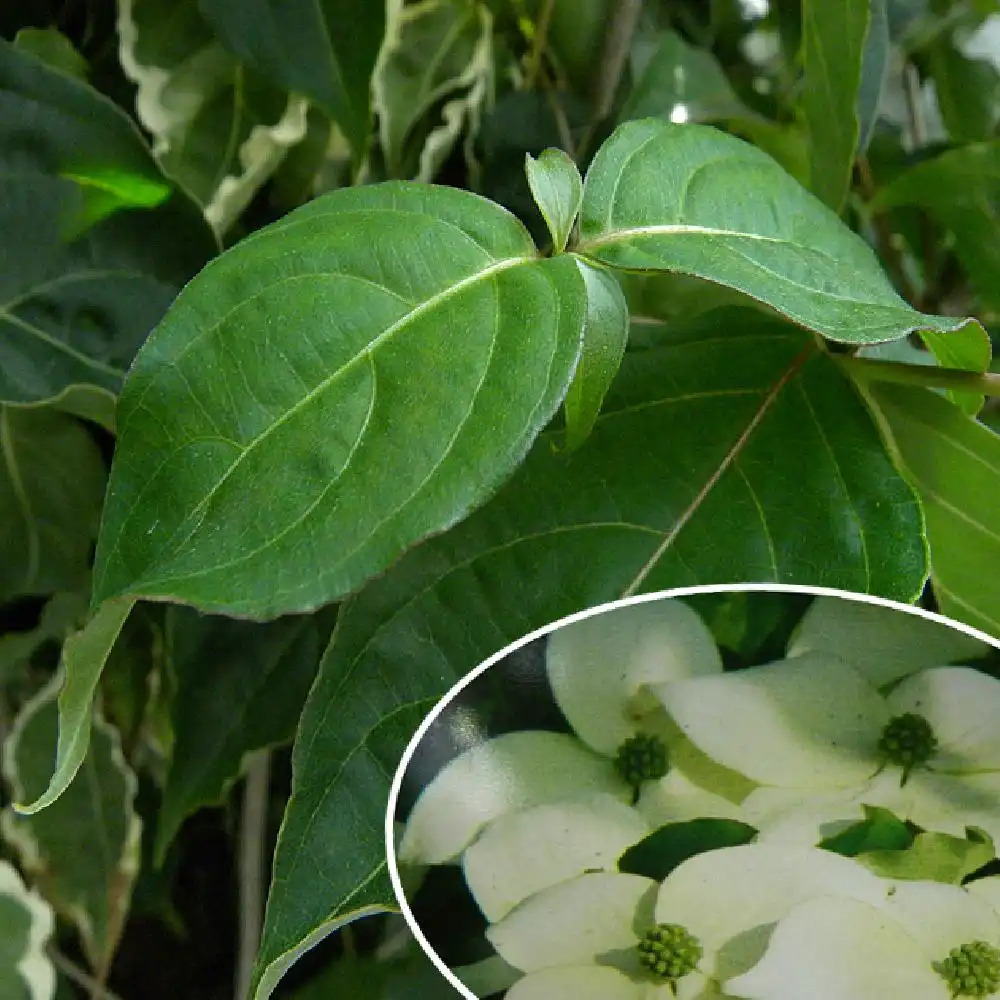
[838,356,1000,397]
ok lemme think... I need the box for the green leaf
[577,119,979,345]
[562,259,628,450]
[527,0,613,97]
[525,148,582,254]
[928,36,1000,142]
[373,0,492,181]
[865,380,1000,637]
[920,325,993,415]
[154,606,332,862]
[283,922,462,1000]
[117,0,309,235]
[819,805,914,856]
[618,818,758,881]
[622,29,757,125]
[857,2,891,152]
[92,183,586,618]
[860,827,995,883]
[198,0,385,156]
[14,597,134,815]
[0,39,217,409]
[13,27,87,79]
[872,141,1000,312]
[251,700,430,1000]
[0,861,55,1000]
[0,407,106,601]
[0,593,87,685]
[1,679,141,978]
[257,309,926,998]
[800,0,869,210]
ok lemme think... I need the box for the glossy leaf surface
[93,183,586,617]
[562,259,628,451]
[577,120,980,345]
[526,148,582,254]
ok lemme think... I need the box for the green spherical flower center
[877,712,938,783]
[637,923,702,983]
[933,940,1000,997]
[614,733,669,798]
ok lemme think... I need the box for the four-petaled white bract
[394,595,1000,1000]
[399,600,747,882]
[487,844,896,999]
[657,656,1000,844]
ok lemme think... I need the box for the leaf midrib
[107,253,533,589]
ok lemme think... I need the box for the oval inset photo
[386,587,1000,1000]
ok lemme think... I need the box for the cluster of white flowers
[398,597,1000,999]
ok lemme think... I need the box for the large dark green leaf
[618,818,758,881]
[0,407,106,601]
[253,309,927,999]
[872,141,1000,312]
[0,40,217,413]
[92,184,586,617]
[253,702,431,1000]
[866,380,1000,637]
[800,0,869,210]
[197,0,385,156]
[154,607,333,862]
[576,120,980,344]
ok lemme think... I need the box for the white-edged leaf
[116,0,309,235]
[373,0,493,181]
[2,679,141,979]
[0,860,56,1000]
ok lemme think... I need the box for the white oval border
[384,583,1000,999]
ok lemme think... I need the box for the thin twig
[524,0,557,89]
[837,356,1000,396]
[542,75,576,160]
[578,0,643,161]
[235,750,272,1000]
[856,156,920,307]
[48,948,124,1000]
[902,61,927,150]
[592,0,643,121]
[621,345,816,598]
